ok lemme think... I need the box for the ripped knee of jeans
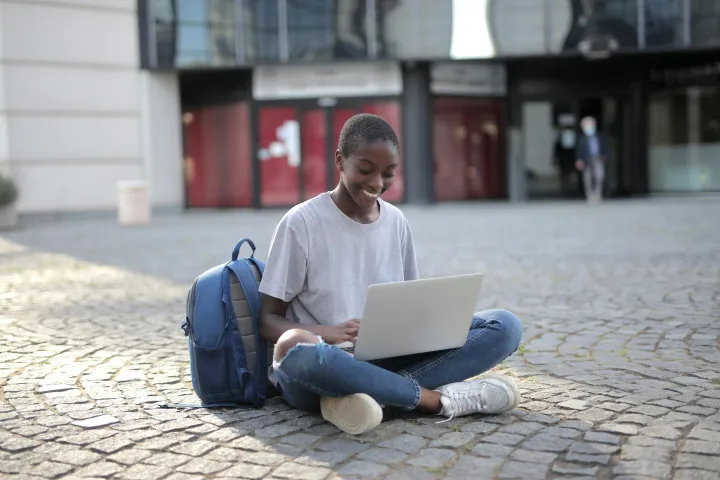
[272,330,324,369]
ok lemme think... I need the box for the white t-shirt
[258,192,419,327]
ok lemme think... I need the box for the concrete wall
[0,0,182,214]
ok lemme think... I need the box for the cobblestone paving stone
[1,198,719,479]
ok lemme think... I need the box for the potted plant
[0,174,18,230]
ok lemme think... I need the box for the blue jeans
[273,309,523,411]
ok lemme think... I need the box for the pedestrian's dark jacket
[575,133,608,164]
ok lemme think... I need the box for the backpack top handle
[232,238,257,261]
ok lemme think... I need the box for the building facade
[3,1,719,215]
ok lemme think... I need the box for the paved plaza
[1,198,719,480]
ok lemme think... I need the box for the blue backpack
[178,238,276,408]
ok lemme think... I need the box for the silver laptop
[348,273,484,361]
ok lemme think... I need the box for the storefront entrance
[254,99,403,208]
[521,95,627,199]
[507,56,645,201]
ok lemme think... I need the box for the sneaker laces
[435,385,487,424]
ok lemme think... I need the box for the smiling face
[335,139,399,210]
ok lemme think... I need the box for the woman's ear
[335,150,344,171]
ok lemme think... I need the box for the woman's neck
[330,185,380,224]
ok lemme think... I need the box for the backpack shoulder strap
[226,259,261,320]
[226,258,268,405]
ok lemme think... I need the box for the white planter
[117,180,151,226]
[0,203,18,230]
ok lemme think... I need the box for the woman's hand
[318,319,361,345]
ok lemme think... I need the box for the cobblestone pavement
[1,198,719,480]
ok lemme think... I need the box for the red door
[480,114,503,198]
[432,98,505,201]
[466,111,486,198]
[433,109,468,201]
[362,102,404,203]
[301,109,327,200]
[224,102,253,207]
[332,108,359,186]
[184,102,253,208]
[256,101,405,207]
[258,107,299,207]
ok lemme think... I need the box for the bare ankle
[417,388,442,413]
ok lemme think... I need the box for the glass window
[489,0,548,56]
[149,0,237,68]
[150,0,177,68]
[691,0,720,46]
[556,0,639,53]
[287,0,334,61]
[649,87,720,192]
[377,0,507,59]
[240,0,280,62]
[177,24,209,61]
[286,0,369,61]
[645,0,683,47]
[178,0,207,22]
[376,0,455,59]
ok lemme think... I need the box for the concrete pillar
[506,67,527,202]
[139,71,183,212]
[402,62,434,204]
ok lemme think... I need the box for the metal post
[146,0,158,67]
[278,0,289,62]
[366,0,378,58]
[234,0,245,64]
[682,0,691,46]
[544,0,552,53]
[637,0,645,49]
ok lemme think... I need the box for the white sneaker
[320,393,383,435]
[435,375,520,420]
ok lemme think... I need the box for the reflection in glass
[286,0,369,61]
[557,0,638,52]
[374,0,641,59]
[150,0,237,67]
[649,86,720,192]
[488,0,547,56]
[287,0,334,61]
[645,0,683,47]
[240,0,280,62]
[691,0,720,46]
[151,0,177,68]
[376,0,453,59]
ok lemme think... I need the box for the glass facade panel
[649,86,720,192]
[240,0,281,62]
[287,0,368,61]
[555,0,639,53]
[489,0,548,56]
[149,0,237,68]
[691,0,720,46]
[144,0,720,68]
[151,0,177,68]
[376,0,454,59]
[645,0,684,47]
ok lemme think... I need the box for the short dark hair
[338,113,400,158]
